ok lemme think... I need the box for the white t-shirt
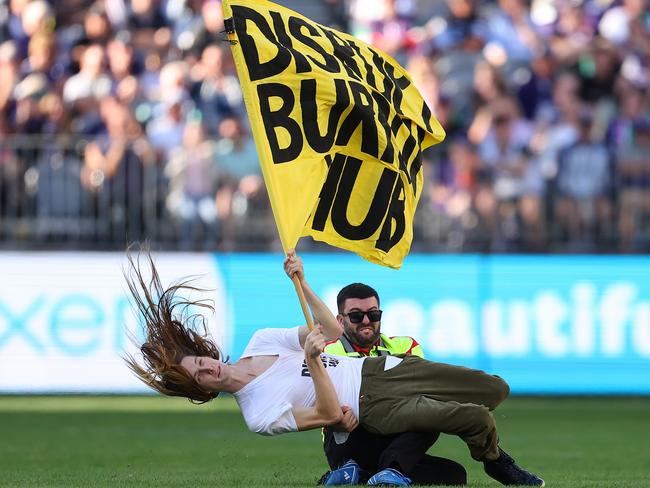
[233,327,365,436]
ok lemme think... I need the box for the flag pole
[291,274,315,332]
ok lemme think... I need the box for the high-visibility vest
[323,333,424,358]
[321,333,423,441]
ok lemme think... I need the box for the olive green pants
[358,355,509,462]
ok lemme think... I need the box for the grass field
[1,396,648,487]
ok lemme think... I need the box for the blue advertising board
[0,252,648,394]
[222,254,650,395]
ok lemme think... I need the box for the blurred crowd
[0,0,648,252]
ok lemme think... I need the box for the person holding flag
[124,250,545,487]
[124,2,543,485]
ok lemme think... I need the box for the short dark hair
[337,283,380,313]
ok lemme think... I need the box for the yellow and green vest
[323,333,424,358]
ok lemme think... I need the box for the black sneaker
[483,448,545,486]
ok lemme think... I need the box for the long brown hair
[123,249,225,403]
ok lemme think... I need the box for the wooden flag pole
[291,274,314,331]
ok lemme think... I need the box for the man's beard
[346,325,380,348]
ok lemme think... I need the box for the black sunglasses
[342,310,383,323]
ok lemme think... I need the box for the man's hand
[304,325,325,359]
[329,405,359,432]
[286,248,343,344]
[283,249,304,282]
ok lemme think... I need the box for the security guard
[323,329,423,358]
[318,283,467,486]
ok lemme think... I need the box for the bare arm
[292,326,344,431]
[84,139,127,177]
[284,249,343,343]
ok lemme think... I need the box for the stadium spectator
[418,0,486,54]
[124,249,545,487]
[138,47,164,101]
[159,57,189,98]
[5,0,31,56]
[554,110,614,249]
[82,2,112,45]
[13,72,49,134]
[534,70,581,127]
[190,44,244,135]
[146,87,189,161]
[39,91,69,135]
[127,0,167,38]
[612,107,650,251]
[167,0,225,57]
[484,0,542,63]
[214,113,262,183]
[515,48,554,120]
[169,0,206,57]
[194,0,226,55]
[478,97,545,249]
[102,0,129,30]
[0,40,20,123]
[318,282,467,486]
[0,114,22,219]
[577,38,620,105]
[609,82,648,151]
[529,75,582,216]
[427,135,490,248]
[62,43,110,134]
[212,114,265,250]
[545,0,596,62]
[18,0,54,49]
[164,117,220,249]
[0,0,648,252]
[467,60,509,144]
[82,96,154,240]
[106,32,140,89]
[21,31,63,84]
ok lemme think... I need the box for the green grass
[1,396,649,487]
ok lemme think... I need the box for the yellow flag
[222,0,445,268]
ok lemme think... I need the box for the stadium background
[0,0,649,486]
